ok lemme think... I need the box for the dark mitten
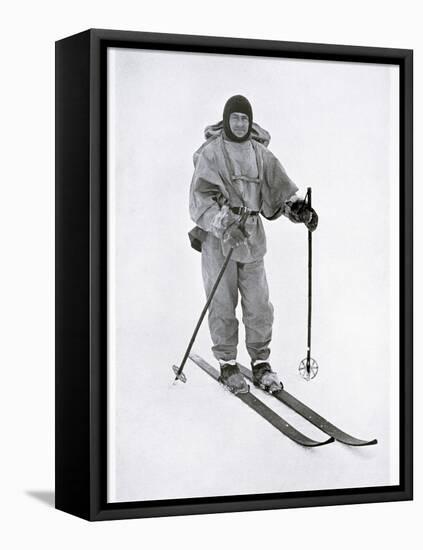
[287,199,318,232]
[305,208,318,232]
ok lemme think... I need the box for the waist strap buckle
[230,206,259,216]
[238,206,250,216]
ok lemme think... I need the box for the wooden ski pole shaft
[173,248,234,382]
[306,187,312,373]
[173,211,249,382]
[299,187,318,380]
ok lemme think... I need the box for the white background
[108,49,399,501]
[0,1,420,549]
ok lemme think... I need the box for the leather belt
[230,206,259,216]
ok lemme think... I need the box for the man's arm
[260,149,298,220]
[260,148,318,231]
[189,148,239,239]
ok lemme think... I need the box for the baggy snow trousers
[201,234,274,363]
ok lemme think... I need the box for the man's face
[229,112,249,138]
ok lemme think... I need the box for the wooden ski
[238,363,377,447]
[189,354,334,448]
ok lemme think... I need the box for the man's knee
[245,311,274,330]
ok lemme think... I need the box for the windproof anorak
[189,123,298,263]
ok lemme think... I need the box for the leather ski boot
[252,362,283,393]
[219,363,249,394]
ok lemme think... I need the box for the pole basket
[299,357,319,381]
[172,365,187,383]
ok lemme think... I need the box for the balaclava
[223,95,253,143]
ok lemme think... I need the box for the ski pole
[306,188,312,374]
[173,211,249,383]
[299,188,318,380]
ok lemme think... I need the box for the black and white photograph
[2,0,420,546]
[106,45,401,503]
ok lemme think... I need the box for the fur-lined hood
[193,121,271,166]
[203,120,271,147]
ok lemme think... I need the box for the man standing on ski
[189,95,318,394]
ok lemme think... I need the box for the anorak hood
[222,95,253,142]
[203,120,271,147]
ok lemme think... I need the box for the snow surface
[108,311,392,503]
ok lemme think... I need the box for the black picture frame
[55,28,413,521]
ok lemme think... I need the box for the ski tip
[302,436,335,448]
[318,436,335,447]
[325,436,378,447]
[358,438,378,447]
[338,437,378,446]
